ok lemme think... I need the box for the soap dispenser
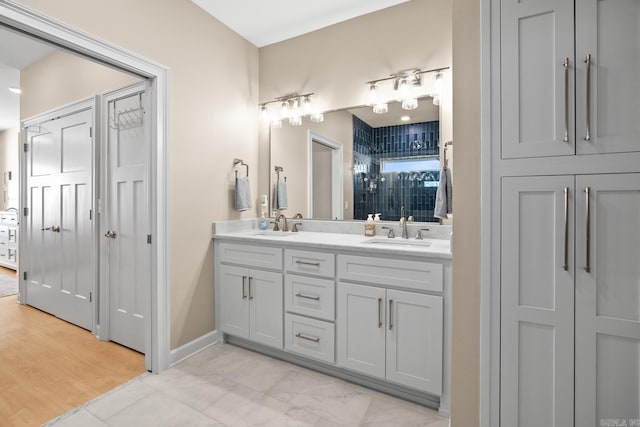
[258,195,269,230]
[364,214,376,236]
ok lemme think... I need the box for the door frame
[307,131,343,220]
[2,1,170,373]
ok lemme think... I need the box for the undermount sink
[252,231,292,237]
[362,238,432,247]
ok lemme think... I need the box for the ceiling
[0,25,57,131]
[191,0,410,47]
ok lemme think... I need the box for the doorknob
[105,230,117,239]
[51,226,60,233]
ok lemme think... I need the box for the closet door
[575,173,640,425]
[576,0,640,155]
[500,176,575,427]
[501,0,575,158]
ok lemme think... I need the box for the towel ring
[234,159,249,178]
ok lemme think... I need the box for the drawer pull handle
[295,332,320,343]
[295,260,321,267]
[389,299,394,330]
[295,292,320,301]
[378,298,382,328]
[248,277,254,300]
[562,57,570,143]
[242,276,247,300]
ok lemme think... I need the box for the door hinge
[89,209,92,220]
[23,143,28,152]
[23,271,27,280]
[23,207,29,217]
[147,234,152,244]
[89,127,93,138]
[89,292,92,303]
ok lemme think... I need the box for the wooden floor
[0,272,145,427]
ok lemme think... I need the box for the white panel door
[386,290,443,395]
[576,0,640,154]
[575,173,640,425]
[501,0,575,158]
[218,264,250,339]
[105,89,150,353]
[249,269,283,349]
[25,108,94,330]
[501,176,575,427]
[336,282,386,379]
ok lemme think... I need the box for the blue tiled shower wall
[353,116,440,222]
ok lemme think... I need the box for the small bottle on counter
[364,214,376,236]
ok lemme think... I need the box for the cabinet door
[249,269,283,349]
[501,0,575,158]
[501,176,575,427]
[576,0,640,154]
[218,264,249,339]
[386,290,442,395]
[575,174,640,425]
[336,282,386,379]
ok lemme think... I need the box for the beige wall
[20,50,140,119]
[451,0,481,425]
[17,0,260,349]
[270,110,353,218]
[0,127,19,209]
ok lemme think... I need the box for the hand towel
[277,180,288,210]
[235,176,252,212]
[434,167,453,218]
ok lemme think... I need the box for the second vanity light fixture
[260,93,324,128]
[366,66,449,113]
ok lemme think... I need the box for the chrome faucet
[400,207,408,239]
[277,214,289,232]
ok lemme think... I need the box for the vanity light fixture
[259,92,321,127]
[365,66,449,114]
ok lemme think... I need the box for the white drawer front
[285,249,335,278]
[337,255,443,293]
[285,274,335,321]
[285,313,335,364]
[0,247,9,259]
[0,214,17,226]
[0,226,8,238]
[218,242,282,270]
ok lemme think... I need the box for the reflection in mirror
[270,97,443,222]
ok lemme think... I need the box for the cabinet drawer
[337,255,443,293]
[0,214,17,226]
[285,313,335,364]
[0,247,8,259]
[218,242,282,270]
[285,249,335,278]
[285,274,335,321]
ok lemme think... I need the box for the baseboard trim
[169,330,219,366]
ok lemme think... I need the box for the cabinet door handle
[295,260,321,267]
[563,187,569,271]
[242,276,247,300]
[377,298,382,328]
[248,276,254,300]
[584,54,592,141]
[295,292,320,301]
[584,187,591,272]
[295,332,320,343]
[389,299,394,331]
[563,57,570,143]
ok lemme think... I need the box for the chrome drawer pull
[295,292,320,301]
[242,276,247,300]
[248,277,254,300]
[389,299,394,330]
[584,54,592,141]
[585,187,591,273]
[563,187,569,271]
[563,57,570,143]
[295,332,320,343]
[378,298,382,328]
[295,260,321,267]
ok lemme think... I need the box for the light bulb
[367,84,379,106]
[398,77,411,100]
[433,72,444,96]
[432,95,441,106]
[281,101,290,118]
[373,103,388,114]
[400,116,411,122]
[260,105,270,122]
[289,116,302,126]
[401,98,418,110]
[310,112,324,123]
[303,96,312,115]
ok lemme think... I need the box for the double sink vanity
[213,218,452,415]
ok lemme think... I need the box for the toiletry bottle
[374,213,381,222]
[259,213,268,230]
[258,195,269,230]
[365,214,376,236]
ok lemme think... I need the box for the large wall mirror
[269,96,444,222]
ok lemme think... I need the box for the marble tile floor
[45,343,449,427]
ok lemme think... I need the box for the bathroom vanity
[213,219,452,415]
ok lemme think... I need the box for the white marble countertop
[213,229,452,260]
